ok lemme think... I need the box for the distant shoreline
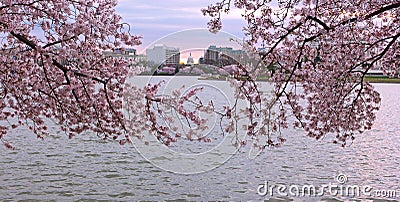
[136,74,400,84]
[199,75,400,84]
[364,76,400,84]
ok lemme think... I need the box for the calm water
[0,77,399,201]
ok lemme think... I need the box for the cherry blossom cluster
[223,63,289,149]
[0,0,141,148]
[202,0,399,149]
[137,81,215,146]
[1,0,398,152]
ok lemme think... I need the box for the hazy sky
[115,0,247,56]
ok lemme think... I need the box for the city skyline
[145,43,246,66]
[141,29,246,65]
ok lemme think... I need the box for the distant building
[198,56,204,64]
[187,52,194,65]
[203,45,245,67]
[146,44,180,67]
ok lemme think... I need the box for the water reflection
[0,81,399,201]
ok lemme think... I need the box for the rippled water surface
[0,78,399,201]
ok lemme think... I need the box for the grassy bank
[199,75,400,84]
[364,76,400,83]
[198,75,271,81]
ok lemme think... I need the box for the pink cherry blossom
[201,0,399,149]
[0,0,141,148]
[1,0,398,152]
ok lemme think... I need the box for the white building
[187,52,194,65]
[146,44,180,66]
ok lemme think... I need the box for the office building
[146,44,180,66]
